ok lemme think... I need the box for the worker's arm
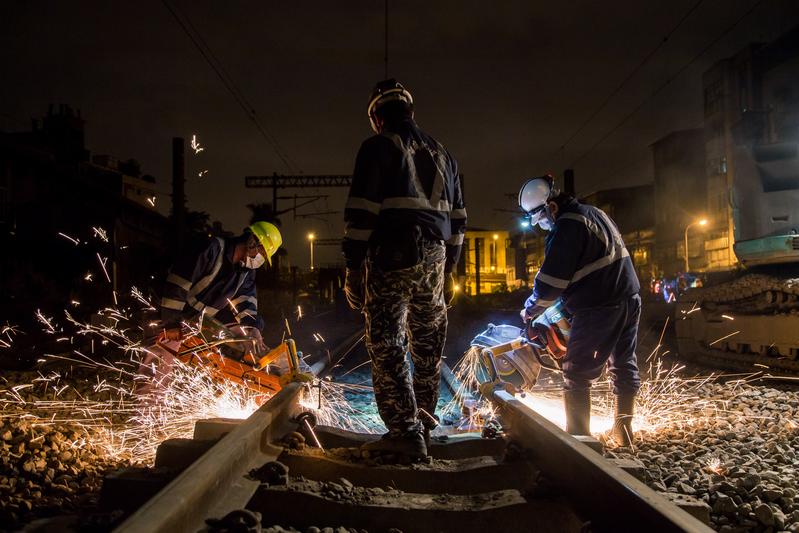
[160,238,221,327]
[446,159,466,272]
[342,139,383,270]
[523,220,585,318]
[229,270,264,331]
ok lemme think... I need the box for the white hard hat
[518,175,555,214]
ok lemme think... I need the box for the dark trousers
[364,241,447,435]
[562,294,641,395]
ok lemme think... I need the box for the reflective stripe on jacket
[525,199,640,314]
[342,118,466,272]
[160,237,263,330]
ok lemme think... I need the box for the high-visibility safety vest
[160,237,263,330]
[525,199,640,314]
[342,119,466,272]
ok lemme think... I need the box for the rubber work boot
[361,430,427,461]
[611,393,636,446]
[563,389,591,436]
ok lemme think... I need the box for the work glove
[232,325,267,354]
[443,273,456,305]
[344,268,365,311]
[520,305,545,326]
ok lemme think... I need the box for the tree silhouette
[247,202,281,227]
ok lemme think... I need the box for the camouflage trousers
[364,240,447,436]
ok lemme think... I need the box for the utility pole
[171,137,186,251]
[563,168,575,196]
[474,238,481,296]
[245,174,353,215]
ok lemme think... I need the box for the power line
[384,0,389,78]
[570,0,766,169]
[161,0,301,173]
[543,0,706,171]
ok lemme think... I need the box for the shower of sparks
[58,232,80,246]
[147,196,156,207]
[312,333,326,343]
[705,456,724,474]
[91,226,109,242]
[131,287,155,311]
[300,381,385,435]
[721,314,735,321]
[1,324,21,349]
[96,253,111,283]
[646,316,670,363]
[190,134,204,154]
[709,330,740,347]
[34,310,57,334]
[296,305,303,321]
[84,272,94,282]
[198,170,208,178]
[441,341,747,447]
[2,303,385,466]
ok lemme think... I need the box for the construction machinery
[473,301,571,395]
[157,317,314,399]
[675,141,799,375]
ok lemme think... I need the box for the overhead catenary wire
[543,0,707,171]
[384,0,389,78]
[569,0,767,170]
[161,0,301,174]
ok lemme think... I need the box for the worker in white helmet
[518,175,641,446]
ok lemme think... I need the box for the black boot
[563,389,591,436]
[361,430,427,461]
[612,393,636,446]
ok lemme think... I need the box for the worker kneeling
[518,176,640,446]
[137,222,281,398]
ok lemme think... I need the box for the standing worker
[518,176,640,446]
[137,222,281,396]
[342,79,466,459]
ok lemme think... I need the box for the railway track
[107,333,714,533]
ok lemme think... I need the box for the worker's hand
[344,269,365,311]
[161,327,183,342]
[520,306,544,323]
[249,328,267,354]
[232,325,267,353]
[443,273,456,305]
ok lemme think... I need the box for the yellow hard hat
[249,221,282,266]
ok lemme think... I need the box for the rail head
[489,390,713,533]
[115,382,304,533]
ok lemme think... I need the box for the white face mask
[244,253,265,269]
[537,215,553,232]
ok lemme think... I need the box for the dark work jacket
[524,199,640,314]
[342,118,466,272]
[160,236,263,330]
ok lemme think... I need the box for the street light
[683,219,707,272]
[307,232,315,271]
[492,234,499,272]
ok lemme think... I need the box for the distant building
[701,25,799,269]
[0,105,169,320]
[650,129,708,276]
[459,229,514,295]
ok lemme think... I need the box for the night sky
[4,0,799,267]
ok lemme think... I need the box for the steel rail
[115,382,303,533]
[115,328,364,533]
[489,389,713,532]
